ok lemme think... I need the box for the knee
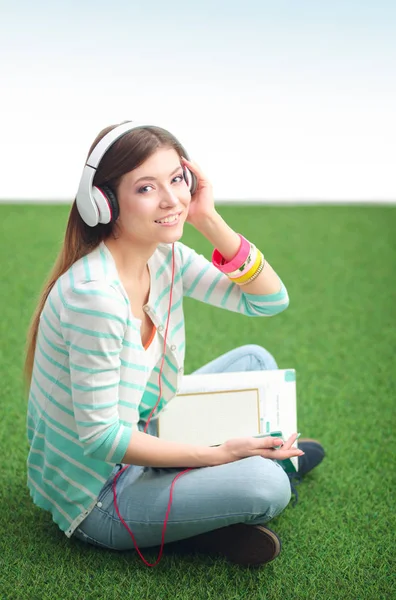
[238,344,278,371]
[242,456,291,519]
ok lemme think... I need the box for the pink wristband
[212,234,251,274]
[228,244,258,278]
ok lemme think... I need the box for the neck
[103,236,157,282]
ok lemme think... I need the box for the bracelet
[212,234,251,274]
[227,244,258,278]
[237,255,266,286]
[230,250,263,284]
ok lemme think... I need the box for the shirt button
[158,325,164,332]
[171,344,176,351]
[143,305,150,313]
[97,502,103,508]
[178,367,184,373]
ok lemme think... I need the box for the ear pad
[183,166,192,189]
[178,143,198,195]
[182,164,198,195]
[100,185,119,223]
[92,185,119,224]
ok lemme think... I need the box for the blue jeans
[73,345,291,550]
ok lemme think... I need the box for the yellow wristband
[230,251,263,284]
[238,258,266,286]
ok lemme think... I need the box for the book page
[158,388,260,446]
[157,369,297,469]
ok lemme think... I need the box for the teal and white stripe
[27,239,289,537]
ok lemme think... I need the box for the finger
[281,433,299,450]
[181,156,203,175]
[181,156,194,167]
[277,443,304,458]
[262,448,304,460]
[256,436,284,450]
[260,436,283,445]
[270,437,284,448]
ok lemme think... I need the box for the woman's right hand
[214,433,304,465]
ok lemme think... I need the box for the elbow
[251,295,290,318]
[244,281,290,317]
[271,296,290,316]
[81,421,133,464]
[80,422,120,463]
[269,285,290,315]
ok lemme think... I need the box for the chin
[161,229,184,244]
[156,222,185,243]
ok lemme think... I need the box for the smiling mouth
[155,213,182,225]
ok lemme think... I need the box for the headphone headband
[76,121,197,227]
[86,121,152,169]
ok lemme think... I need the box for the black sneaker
[174,523,282,567]
[297,438,325,476]
[288,438,325,506]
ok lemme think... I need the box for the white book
[158,368,298,472]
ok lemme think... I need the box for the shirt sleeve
[58,279,136,463]
[175,242,289,317]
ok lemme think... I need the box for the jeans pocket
[96,464,123,505]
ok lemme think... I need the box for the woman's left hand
[181,156,217,227]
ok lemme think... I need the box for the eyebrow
[134,165,182,185]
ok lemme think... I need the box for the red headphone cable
[111,243,194,567]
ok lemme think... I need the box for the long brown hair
[23,122,186,390]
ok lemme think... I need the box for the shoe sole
[179,523,281,567]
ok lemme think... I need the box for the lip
[154,211,182,224]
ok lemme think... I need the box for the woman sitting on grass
[24,121,325,567]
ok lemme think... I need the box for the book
[157,368,298,472]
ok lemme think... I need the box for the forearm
[195,211,282,295]
[121,430,222,468]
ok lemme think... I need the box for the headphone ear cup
[101,185,119,223]
[179,144,198,195]
[183,165,191,188]
[183,165,198,196]
[92,185,119,224]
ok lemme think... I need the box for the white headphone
[76,121,198,227]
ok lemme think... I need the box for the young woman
[24,121,324,568]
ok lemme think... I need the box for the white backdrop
[1,0,395,203]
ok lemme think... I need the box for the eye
[138,184,153,194]
[138,172,184,194]
[173,172,184,184]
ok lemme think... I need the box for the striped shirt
[26,240,289,537]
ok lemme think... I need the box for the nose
[159,186,179,208]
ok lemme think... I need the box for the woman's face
[116,146,191,245]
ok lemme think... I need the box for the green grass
[1,203,395,600]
